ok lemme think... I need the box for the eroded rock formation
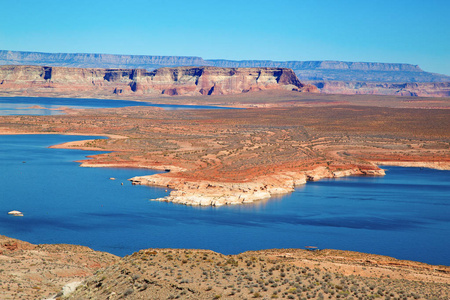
[0,65,317,96]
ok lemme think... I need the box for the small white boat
[8,210,23,217]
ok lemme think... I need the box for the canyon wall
[0,65,315,96]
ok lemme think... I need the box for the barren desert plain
[0,86,449,299]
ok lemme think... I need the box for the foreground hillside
[0,235,448,299]
[0,235,118,299]
[69,249,450,300]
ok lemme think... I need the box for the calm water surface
[1,134,449,265]
[0,96,232,115]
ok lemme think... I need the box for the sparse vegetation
[62,248,449,300]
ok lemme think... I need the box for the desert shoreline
[2,129,450,206]
[0,130,386,207]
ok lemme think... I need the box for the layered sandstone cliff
[0,65,316,96]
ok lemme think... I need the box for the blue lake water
[1,134,449,265]
[0,96,233,115]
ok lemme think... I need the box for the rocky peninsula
[130,166,384,206]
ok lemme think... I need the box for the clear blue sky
[1,0,449,75]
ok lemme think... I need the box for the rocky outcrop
[0,65,316,96]
[129,166,385,206]
[309,81,450,97]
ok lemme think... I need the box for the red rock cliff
[0,65,317,96]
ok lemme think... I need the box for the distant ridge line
[207,59,422,72]
[0,49,421,71]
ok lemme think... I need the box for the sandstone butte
[0,65,318,97]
